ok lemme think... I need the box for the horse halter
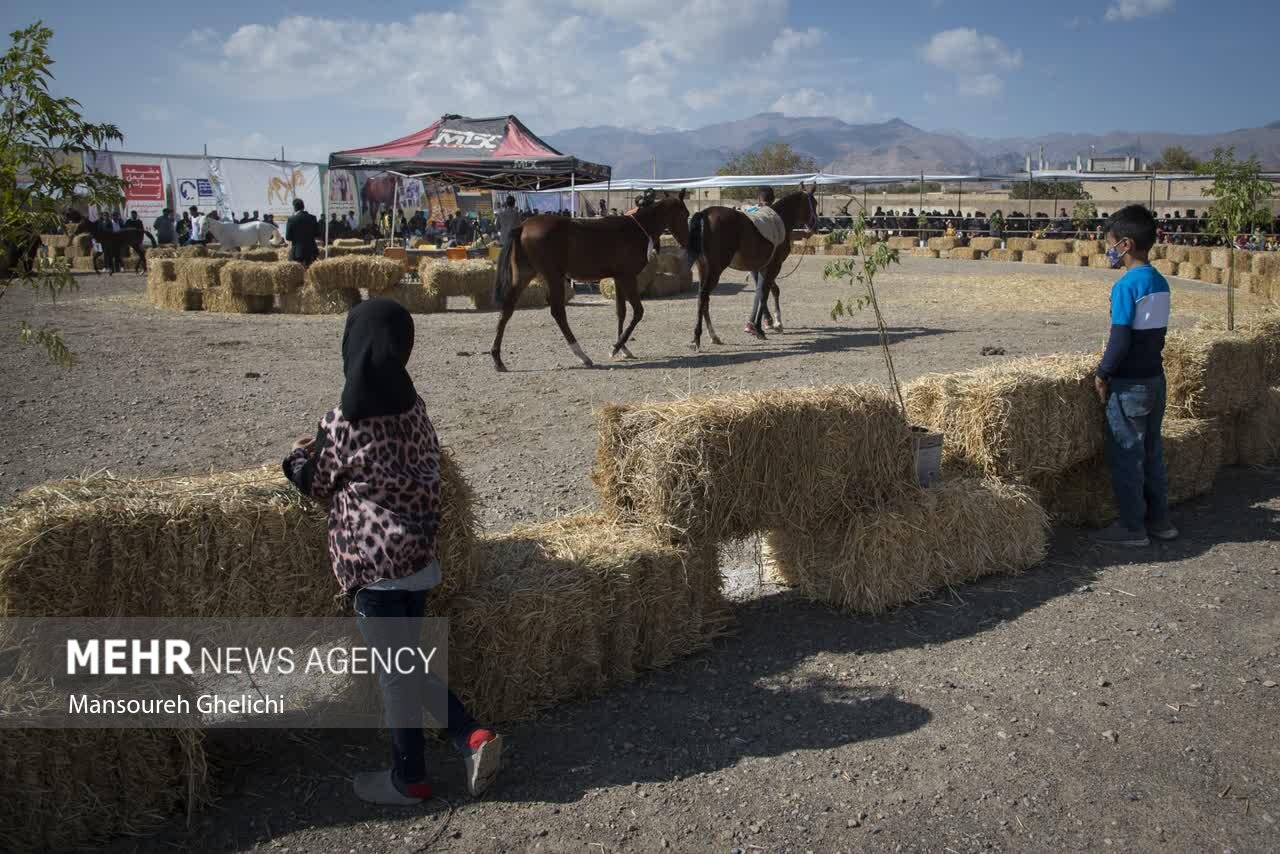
[627,207,661,258]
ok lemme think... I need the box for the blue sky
[4,0,1274,163]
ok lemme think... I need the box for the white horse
[201,217,283,248]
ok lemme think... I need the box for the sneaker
[353,769,431,805]
[460,729,503,797]
[1147,520,1179,541]
[743,323,766,340]
[1090,523,1150,547]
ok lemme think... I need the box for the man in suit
[285,198,319,266]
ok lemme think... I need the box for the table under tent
[326,113,611,256]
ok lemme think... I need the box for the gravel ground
[3,258,1277,853]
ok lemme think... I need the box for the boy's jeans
[353,587,475,787]
[1104,375,1170,532]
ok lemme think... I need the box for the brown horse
[71,216,154,275]
[684,185,817,350]
[490,192,690,372]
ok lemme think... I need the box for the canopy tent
[328,114,610,191]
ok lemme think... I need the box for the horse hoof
[711,336,724,346]
[689,342,701,352]
[773,324,784,333]
[491,356,508,373]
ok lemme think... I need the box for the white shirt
[191,215,203,241]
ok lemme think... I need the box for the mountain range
[546,114,1280,179]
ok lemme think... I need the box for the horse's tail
[494,226,523,303]
[685,209,707,271]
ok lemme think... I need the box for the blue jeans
[353,587,475,786]
[1104,375,1170,532]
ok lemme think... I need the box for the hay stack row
[599,250,693,300]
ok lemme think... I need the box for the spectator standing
[495,195,521,247]
[285,198,319,266]
[153,208,177,245]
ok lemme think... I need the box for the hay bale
[905,354,1103,481]
[0,454,476,618]
[146,246,179,260]
[384,281,447,313]
[0,678,207,851]
[444,513,726,722]
[1075,240,1104,258]
[305,255,404,294]
[276,285,361,315]
[593,385,914,541]
[238,248,280,262]
[41,233,70,249]
[1149,245,1167,261]
[1175,262,1200,280]
[1197,265,1222,285]
[202,289,274,314]
[68,233,94,258]
[1055,253,1086,267]
[927,237,958,251]
[1186,247,1211,267]
[331,238,367,248]
[1251,253,1280,278]
[910,248,939,258]
[152,281,204,311]
[174,258,228,291]
[1232,387,1280,466]
[1006,237,1035,251]
[969,237,999,251]
[418,258,496,299]
[1164,329,1266,417]
[1036,418,1222,527]
[1152,259,1177,276]
[219,260,305,296]
[176,244,209,258]
[1166,246,1189,264]
[763,478,1047,614]
[1035,239,1072,254]
[949,247,980,261]
[327,244,377,257]
[988,248,1022,262]
[1088,254,1112,269]
[1022,250,1056,265]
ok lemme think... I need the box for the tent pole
[324,169,332,258]
[571,172,576,218]
[390,180,399,245]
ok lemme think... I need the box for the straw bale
[305,255,404,293]
[67,234,93,258]
[988,248,1022,262]
[49,245,67,258]
[1165,246,1189,263]
[905,353,1103,480]
[825,245,853,256]
[593,385,914,541]
[202,289,273,313]
[238,248,280,262]
[1237,270,1258,294]
[1022,250,1056,265]
[71,256,96,272]
[418,258,496,299]
[219,260,304,296]
[175,258,228,291]
[887,236,917,250]
[1075,240,1104,258]
[949,247,980,261]
[1197,265,1222,285]
[1217,414,1240,466]
[910,248,939,258]
[1088,254,1112,269]
[1035,418,1222,527]
[327,244,378,257]
[153,281,204,311]
[1149,245,1167,261]
[276,285,360,314]
[1055,253,1086,267]
[1006,237,1036,251]
[1152,259,1177,276]
[1185,247,1211,266]
[1035,239,1072,254]
[1175,262,1200,280]
[1233,387,1280,466]
[176,244,209,258]
[444,513,726,721]
[1163,328,1265,417]
[146,246,179,260]
[1251,252,1280,278]
[969,237,999,251]
[41,233,70,249]
[383,281,447,313]
[0,454,476,618]
[763,478,1048,614]
[927,237,958,251]
[0,678,207,851]
[331,238,367,247]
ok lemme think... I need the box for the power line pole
[652,155,657,180]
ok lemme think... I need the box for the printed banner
[115,156,169,222]
[325,169,359,218]
[168,156,218,215]
[212,160,323,223]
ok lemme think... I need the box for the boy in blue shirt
[1093,205,1178,546]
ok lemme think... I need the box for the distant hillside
[548,114,1280,179]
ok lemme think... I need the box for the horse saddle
[742,206,787,248]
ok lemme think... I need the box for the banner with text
[325,169,359,219]
[212,160,323,223]
[168,156,218,215]
[115,156,169,222]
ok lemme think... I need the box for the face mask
[1105,239,1127,269]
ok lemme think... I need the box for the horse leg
[691,260,711,351]
[612,275,643,360]
[547,272,592,367]
[770,282,783,332]
[488,268,536,372]
[610,283,632,360]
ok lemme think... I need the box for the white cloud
[921,28,1022,97]
[1104,0,1174,22]
[140,104,182,123]
[190,2,848,135]
[770,88,875,123]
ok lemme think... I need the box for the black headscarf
[340,298,417,421]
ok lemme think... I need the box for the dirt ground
[3,258,1278,853]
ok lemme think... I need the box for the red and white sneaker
[743,323,766,340]
[461,729,503,797]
